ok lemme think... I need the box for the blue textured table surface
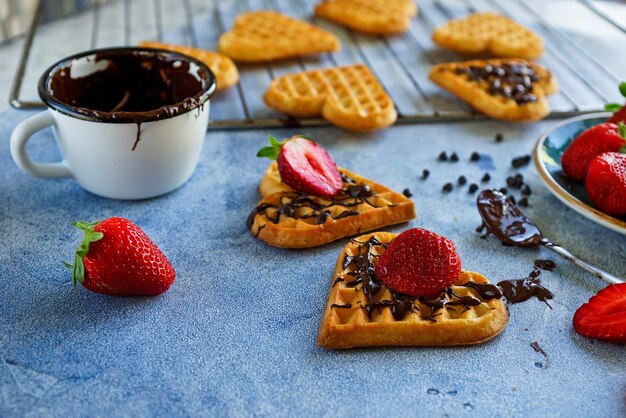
[1,109,625,417]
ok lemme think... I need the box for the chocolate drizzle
[454,63,540,104]
[476,189,546,247]
[247,174,383,228]
[332,235,554,323]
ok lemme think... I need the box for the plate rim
[533,112,626,235]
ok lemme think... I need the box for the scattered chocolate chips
[499,187,508,195]
[495,133,504,143]
[450,152,459,162]
[403,188,413,197]
[442,183,454,193]
[468,184,479,194]
[422,169,430,179]
[518,197,529,207]
[512,155,532,168]
[438,152,448,161]
[481,173,491,183]
[521,185,532,196]
[458,175,467,186]
[470,152,480,162]
[509,195,516,205]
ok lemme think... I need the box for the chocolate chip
[458,175,467,185]
[442,183,453,193]
[403,188,413,197]
[519,197,529,207]
[509,195,517,205]
[470,152,480,162]
[521,185,532,196]
[495,133,504,143]
[422,169,430,179]
[468,184,478,193]
[481,173,491,183]
[499,187,508,195]
[450,152,459,162]
[506,176,516,187]
[438,152,448,161]
[512,155,532,168]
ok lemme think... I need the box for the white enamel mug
[10,47,216,200]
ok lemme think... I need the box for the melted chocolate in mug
[40,48,214,150]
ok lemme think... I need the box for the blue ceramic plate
[533,112,626,235]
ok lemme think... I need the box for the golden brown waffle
[138,41,239,91]
[317,232,509,349]
[314,0,417,35]
[429,59,558,121]
[248,164,415,248]
[264,64,397,131]
[432,12,544,59]
[218,11,340,62]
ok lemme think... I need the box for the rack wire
[9,0,626,129]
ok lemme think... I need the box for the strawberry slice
[257,135,342,197]
[375,228,462,297]
[573,283,626,344]
[606,82,626,124]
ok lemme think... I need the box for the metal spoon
[476,189,623,285]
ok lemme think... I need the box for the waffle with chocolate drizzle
[317,232,509,348]
[247,164,415,248]
[429,58,558,121]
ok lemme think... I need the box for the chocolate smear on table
[531,340,551,368]
[44,49,212,150]
[247,173,384,228]
[331,235,554,322]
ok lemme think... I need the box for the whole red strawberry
[561,122,626,182]
[585,152,626,216]
[375,228,462,297]
[257,135,342,197]
[573,283,626,344]
[69,217,175,296]
[605,82,626,124]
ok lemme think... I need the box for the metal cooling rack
[9,0,626,129]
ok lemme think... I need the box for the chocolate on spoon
[477,189,623,285]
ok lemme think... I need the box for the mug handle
[10,110,72,178]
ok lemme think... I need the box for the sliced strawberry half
[573,283,626,344]
[375,228,462,297]
[257,135,342,197]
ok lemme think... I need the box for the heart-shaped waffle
[317,232,509,349]
[429,58,558,121]
[218,11,340,62]
[314,0,417,35]
[247,164,415,248]
[264,64,397,131]
[138,41,239,91]
[433,12,544,59]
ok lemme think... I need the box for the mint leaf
[268,135,280,147]
[257,146,279,160]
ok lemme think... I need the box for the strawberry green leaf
[257,146,280,160]
[70,221,103,286]
[618,122,626,139]
[605,103,622,112]
[620,82,626,98]
[619,145,626,154]
[268,135,280,147]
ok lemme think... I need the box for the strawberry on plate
[561,122,626,182]
[68,217,175,296]
[573,283,626,344]
[257,135,343,198]
[585,152,626,217]
[605,82,626,124]
[374,228,462,297]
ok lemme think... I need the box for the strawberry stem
[66,221,103,287]
[618,122,626,139]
